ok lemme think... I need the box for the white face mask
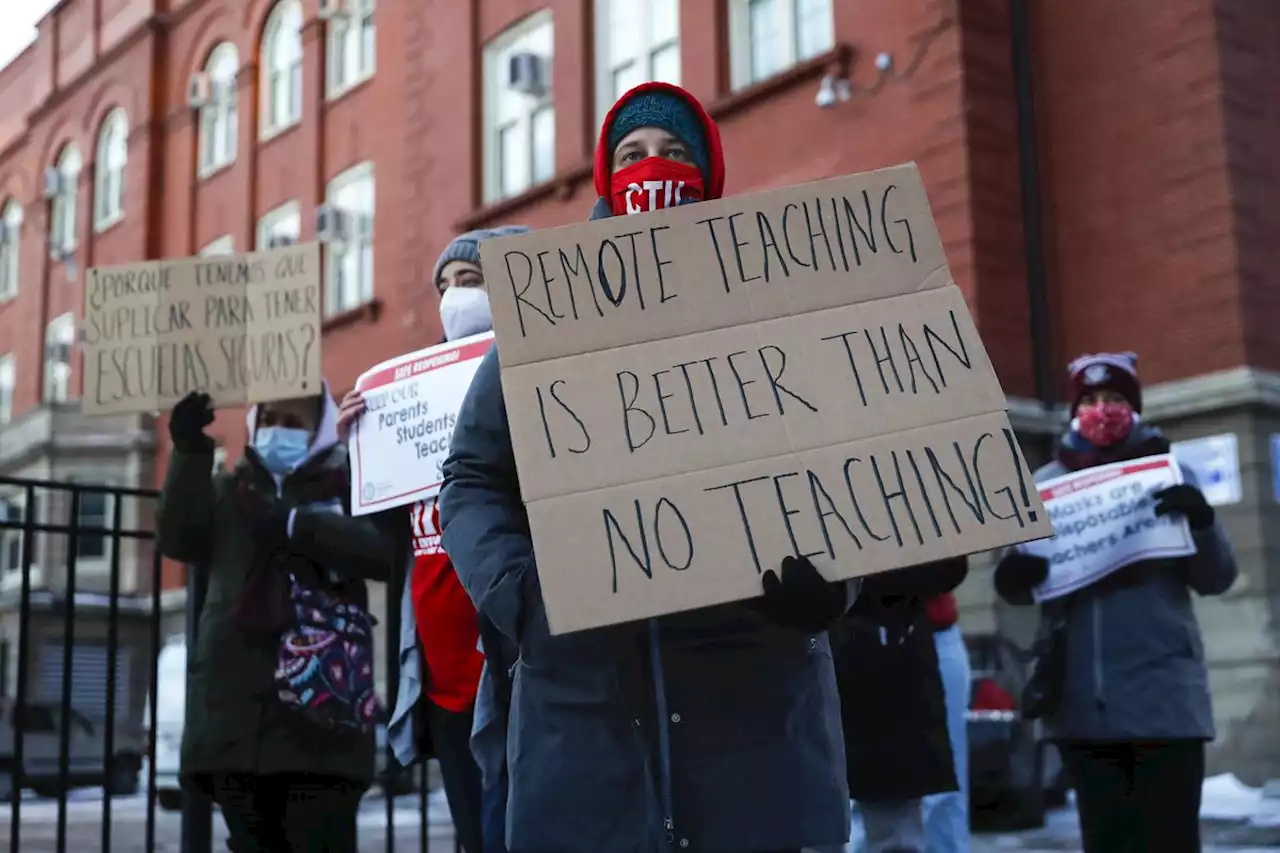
[439,286,493,341]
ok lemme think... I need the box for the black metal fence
[0,477,457,852]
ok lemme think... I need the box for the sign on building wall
[480,162,1054,635]
[1172,433,1242,507]
[80,244,323,416]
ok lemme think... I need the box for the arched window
[261,0,303,137]
[50,144,82,257]
[0,200,22,301]
[199,43,239,175]
[94,109,128,229]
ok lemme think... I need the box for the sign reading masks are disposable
[480,163,1055,634]
[81,244,323,415]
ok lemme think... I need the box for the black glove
[169,391,214,452]
[1153,484,1214,530]
[993,552,1049,605]
[234,480,290,552]
[758,555,847,633]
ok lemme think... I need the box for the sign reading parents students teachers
[81,244,323,416]
[480,162,1055,634]
[349,332,495,516]
[1026,454,1195,602]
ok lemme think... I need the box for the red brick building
[0,0,1276,778]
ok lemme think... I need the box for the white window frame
[0,491,32,576]
[51,145,81,257]
[93,109,128,231]
[260,0,304,139]
[43,313,75,404]
[327,0,376,97]
[594,0,681,123]
[482,11,556,203]
[728,0,835,90]
[199,43,240,177]
[0,200,22,302]
[200,235,235,256]
[0,353,14,424]
[257,201,301,250]
[324,161,375,315]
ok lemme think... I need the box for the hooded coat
[157,384,394,785]
[994,421,1237,742]
[439,82,851,853]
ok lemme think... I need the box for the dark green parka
[156,390,394,785]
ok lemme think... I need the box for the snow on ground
[1200,774,1280,828]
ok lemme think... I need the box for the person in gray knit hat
[336,223,527,853]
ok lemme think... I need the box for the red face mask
[1077,401,1134,447]
[610,157,704,216]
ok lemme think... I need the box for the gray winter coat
[1012,458,1236,743]
[439,345,851,853]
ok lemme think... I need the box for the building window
[0,493,33,576]
[200,235,235,256]
[43,313,74,404]
[199,43,239,176]
[0,354,14,424]
[729,0,833,88]
[595,0,680,121]
[258,201,301,250]
[261,0,304,138]
[483,12,555,202]
[74,490,110,561]
[93,109,128,231]
[327,0,376,96]
[324,162,375,315]
[50,145,81,258]
[0,200,21,302]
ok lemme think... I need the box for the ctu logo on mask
[610,157,704,216]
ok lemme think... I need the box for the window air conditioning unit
[316,204,351,243]
[187,73,212,109]
[267,234,298,249]
[507,53,549,98]
[42,168,63,200]
[318,0,349,21]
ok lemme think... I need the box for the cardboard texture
[81,244,323,416]
[480,163,1054,634]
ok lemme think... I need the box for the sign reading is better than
[81,244,322,416]
[480,163,1055,634]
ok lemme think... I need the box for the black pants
[1060,740,1204,853]
[211,772,363,853]
[426,698,485,853]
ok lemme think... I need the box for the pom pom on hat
[1067,351,1142,413]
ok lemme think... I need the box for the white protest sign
[1028,454,1196,602]
[348,332,494,516]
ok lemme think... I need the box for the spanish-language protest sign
[81,244,323,416]
[1024,454,1196,602]
[480,162,1055,635]
[348,332,495,516]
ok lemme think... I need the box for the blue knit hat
[607,90,710,182]
[433,225,530,290]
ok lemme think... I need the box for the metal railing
[0,476,460,853]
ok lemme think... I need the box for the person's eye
[665,147,689,161]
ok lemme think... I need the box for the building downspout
[1010,0,1055,410]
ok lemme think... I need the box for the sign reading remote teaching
[480,163,1054,634]
[81,244,323,416]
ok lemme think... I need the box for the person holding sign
[991,353,1236,853]
[157,385,394,852]
[338,225,530,853]
[439,82,853,853]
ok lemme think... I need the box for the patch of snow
[1200,774,1280,828]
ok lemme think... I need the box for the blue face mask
[254,426,311,474]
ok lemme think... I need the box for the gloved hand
[169,391,215,452]
[234,480,291,552]
[993,552,1049,605]
[1153,484,1214,530]
[758,555,847,633]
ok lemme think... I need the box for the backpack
[274,573,380,733]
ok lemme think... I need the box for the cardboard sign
[81,244,323,415]
[480,163,1054,634]
[349,332,494,516]
[1027,455,1196,602]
